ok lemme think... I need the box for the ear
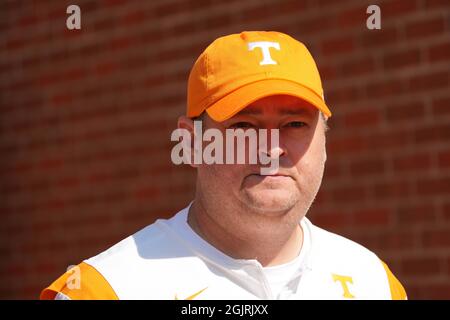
[177,115,200,168]
[178,115,195,132]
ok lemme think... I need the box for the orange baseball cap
[187,31,332,122]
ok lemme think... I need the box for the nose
[258,128,286,159]
[267,145,286,158]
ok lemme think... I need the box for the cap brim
[205,79,332,122]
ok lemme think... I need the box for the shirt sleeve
[40,262,119,300]
[54,292,71,300]
[380,260,407,300]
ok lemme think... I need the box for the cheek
[310,131,327,161]
[286,131,326,170]
[198,163,245,187]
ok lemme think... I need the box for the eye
[284,121,307,128]
[229,122,255,129]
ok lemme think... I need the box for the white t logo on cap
[248,41,280,65]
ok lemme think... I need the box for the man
[41,31,406,300]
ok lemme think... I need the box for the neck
[187,198,303,267]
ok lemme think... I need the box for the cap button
[240,31,249,40]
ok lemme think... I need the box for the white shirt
[48,203,406,300]
[261,220,311,298]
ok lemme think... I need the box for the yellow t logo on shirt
[332,274,355,299]
[174,287,208,300]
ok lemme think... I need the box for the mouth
[247,173,293,179]
[248,171,292,177]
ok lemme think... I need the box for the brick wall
[0,0,448,299]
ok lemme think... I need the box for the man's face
[196,94,327,219]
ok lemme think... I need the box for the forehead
[237,95,317,116]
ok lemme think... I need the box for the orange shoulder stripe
[381,260,407,300]
[40,262,119,300]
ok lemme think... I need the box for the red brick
[94,61,118,76]
[5,37,27,50]
[21,55,46,68]
[56,176,81,188]
[348,233,381,252]
[9,119,34,133]
[368,130,412,150]
[401,257,441,276]
[425,0,450,8]
[38,157,64,170]
[109,36,137,50]
[18,13,39,28]
[441,202,450,221]
[350,157,386,176]
[393,153,432,172]
[204,13,232,29]
[156,42,202,62]
[366,78,407,99]
[421,284,450,299]
[409,71,449,92]
[134,186,162,200]
[297,14,335,34]
[361,26,398,48]
[309,189,327,205]
[102,0,128,7]
[278,0,309,14]
[428,40,450,62]
[2,263,29,278]
[121,10,150,26]
[310,211,352,229]
[321,36,355,56]
[243,4,272,22]
[324,162,342,178]
[403,285,422,299]
[327,135,368,154]
[385,101,425,122]
[380,232,415,251]
[344,108,381,127]
[396,202,438,225]
[405,16,445,39]
[438,149,450,168]
[423,228,450,247]
[188,0,214,10]
[79,41,104,57]
[0,162,35,175]
[353,208,391,226]
[383,49,421,69]
[340,56,375,76]
[374,180,413,199]
[318,64,337,80]
[414,123,450,144]
[332,185,368,203]
[51,92,74,106]
[416,176,450,195]
[432,96,450,116]
[336,5,367,28]
[382,0,418,18]
[171,20,204,37]
[316,0,354,6]
[326,86,363,104]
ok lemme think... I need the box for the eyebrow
[236,106,313,116]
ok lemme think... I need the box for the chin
[241,189,298,214]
